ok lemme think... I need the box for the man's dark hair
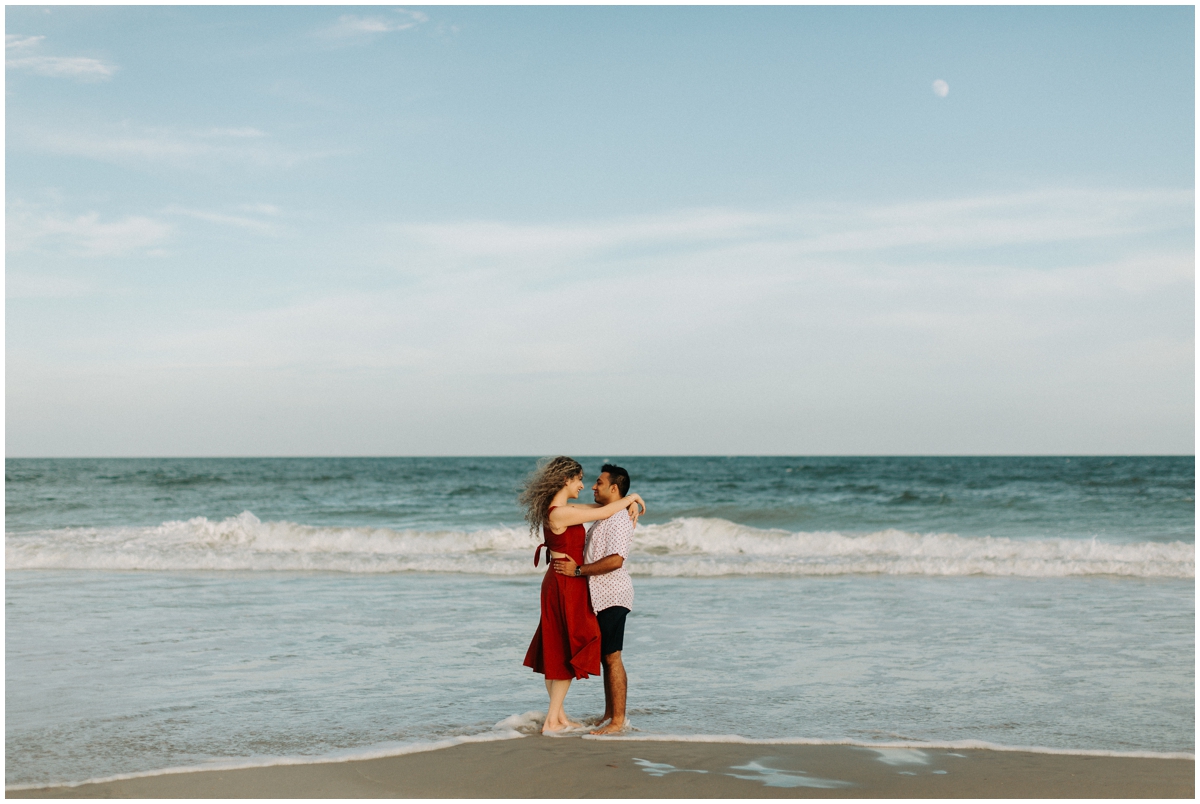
[600,464,631,497]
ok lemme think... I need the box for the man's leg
[591,652,627,734]
[600,662,614,723]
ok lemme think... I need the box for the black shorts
[596,606,630,656]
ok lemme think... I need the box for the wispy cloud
[108,187,1188,380]
[12,123,337,171]
[6,34,44,50]
[7,202,173,257]
[396,208,777,259]
[6,33,117,81]
[162,204,284,235]
[318,8,429,41]
[391,188,1194,268]
[11,187,1189,455]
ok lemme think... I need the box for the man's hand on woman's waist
[553,554,624,578]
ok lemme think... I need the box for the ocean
[5,456,1194,788]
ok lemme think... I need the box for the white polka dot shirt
[584,508,635,614]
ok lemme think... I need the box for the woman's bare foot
[542,716,567,733]
[589,719,627,735]
[542,714,582,733]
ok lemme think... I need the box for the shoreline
[10,735,1194,798]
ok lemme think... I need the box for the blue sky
[6,5,1194,456]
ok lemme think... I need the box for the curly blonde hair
[517,456,583,536]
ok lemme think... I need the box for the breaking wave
[5,512,1192,578]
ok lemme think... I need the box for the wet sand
[9,736,1194,798]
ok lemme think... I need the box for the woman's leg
[543,678,579,732]
[541,679,556,730]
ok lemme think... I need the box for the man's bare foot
[590,719,627,735]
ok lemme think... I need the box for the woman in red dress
[519,456,645,733]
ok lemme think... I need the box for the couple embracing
[519,456,644,735]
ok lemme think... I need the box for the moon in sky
[932,79,950,98]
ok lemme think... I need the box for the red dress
[523,509,602,680]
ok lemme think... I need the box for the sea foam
[6,512,1193,578]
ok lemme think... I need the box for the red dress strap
[535,507,558,565]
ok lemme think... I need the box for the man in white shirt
[553,464,636,735]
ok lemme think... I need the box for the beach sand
[9,736,1193,798]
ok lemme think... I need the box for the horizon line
[5,454,1194,460]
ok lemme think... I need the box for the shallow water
[5,457,1194,787]
[5,571,1193,787]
